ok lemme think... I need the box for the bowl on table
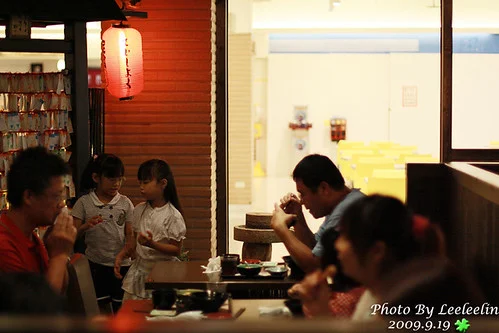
[242,259,261,265]
[265,265,288,278]
[237,263,262,277]
[152,288,176,310]
[261,261,278,268]
[177,291,229,314]
[175,289,204,297]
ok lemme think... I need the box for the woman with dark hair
[378,257,485,322]
[289,194,446,320]
[288,227,364,318]
[337,195,445,320]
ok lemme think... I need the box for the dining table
[117,298,289,321]
[145,261,300,299]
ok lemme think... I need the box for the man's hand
[46,211,77,259]
[271,203,297,233]
[137,230,154,248]
[279,193,302,215]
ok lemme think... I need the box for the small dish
[190,291,229,313]
[236,263,262,277]
[265,266,288,278]
[175,289,205,297]
[261,261,278,268]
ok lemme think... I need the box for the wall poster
[402,86,418,107]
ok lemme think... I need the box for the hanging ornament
[102,23,144,100]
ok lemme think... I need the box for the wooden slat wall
[228,34,252,204]
[407,162,499,304]
[448,164,499,304]
[102,0,213,261]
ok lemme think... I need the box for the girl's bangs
[137,163,155,181]
[101,160,124,178]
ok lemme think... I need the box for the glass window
[228,0,441,260]
[452,2,499,150]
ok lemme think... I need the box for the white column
[228,0,253,34]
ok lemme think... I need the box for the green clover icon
[455,318,470,333]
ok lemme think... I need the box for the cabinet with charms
[0,72,76,210]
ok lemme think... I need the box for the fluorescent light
[57,59,65,71]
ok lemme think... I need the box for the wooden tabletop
[145,261,298,293]
[117,299,288,321]
[231,299,287,320]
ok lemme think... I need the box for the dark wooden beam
[216,0,228,256]
[0,38,72,53]
[450,149,499,162]
[65,22,90,195]
[440,0,452,163]
[122,10,148,18]
[0,0,125,22]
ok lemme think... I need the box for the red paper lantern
[102,23,144,100]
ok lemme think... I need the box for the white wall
[266,52,499,177]
[391,54,499,152]
[388,53,440,157]
[228,0,253,33]
[267,54,390,177]
[452,54,499,149]
[252,58,268,171]
[252,0,499,29]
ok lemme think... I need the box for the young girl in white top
[115,159,186,300]
[71,154,134,313]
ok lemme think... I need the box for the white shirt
[121,201,186,299]
[351,290,377,321]
[133,201,186,262]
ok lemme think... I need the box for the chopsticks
[233,307,246,319]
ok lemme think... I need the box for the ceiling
[0,22,102,63]
[248,0,499,29]
[1,0,499,64]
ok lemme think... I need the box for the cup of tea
[221,254,240,276]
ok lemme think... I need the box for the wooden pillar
[440,0,452,163]
[216,0,228,256]
[65,22,90,194]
